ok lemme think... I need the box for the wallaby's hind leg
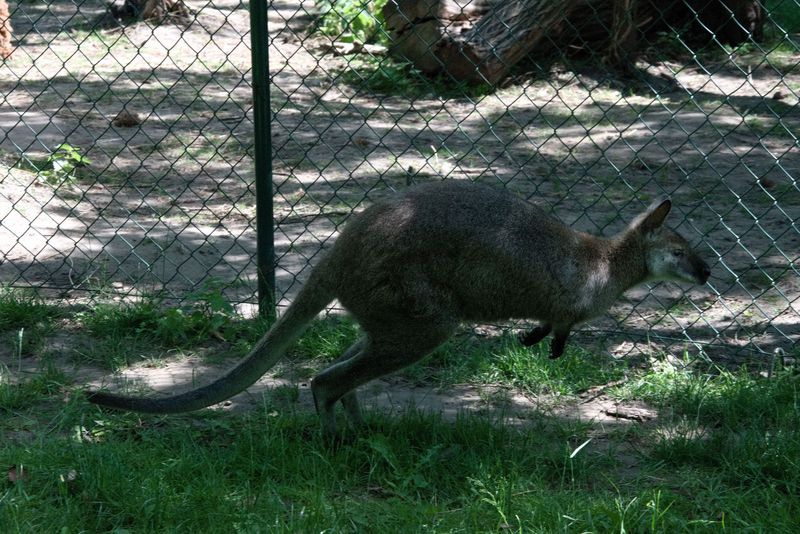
[311,318,456,439]
[328,337,368,429]
[310,337,367,434]
[519,324,552,346]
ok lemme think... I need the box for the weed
[334,55,493,98]
[83,282,238,345]
[73,281,251,368]
[315,0,390,45]
[17,144,93,186]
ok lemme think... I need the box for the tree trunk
[604,0,638,70]
[436,0,584,83]
[0,0,12,60]
[108,0,191,23]
[382,0,765,85]
[140,0,190,20]
[383,0,502,74]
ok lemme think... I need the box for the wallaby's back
[323,181,609,324]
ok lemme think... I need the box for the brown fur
[88,181,710,438]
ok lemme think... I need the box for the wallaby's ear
[631,197,671,233]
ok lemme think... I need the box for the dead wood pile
[382,0,764,84]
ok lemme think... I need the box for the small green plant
[38,143,92,185]
[316,0,389,45]
[335,55,493,98]
[0,288,61,356]
[81,281,240,349]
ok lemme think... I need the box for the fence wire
[0,0,798,361]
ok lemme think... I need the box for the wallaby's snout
[693,255,712,285]
[678,250,711,285]
[643,224,711,286]
[632,197,711,287]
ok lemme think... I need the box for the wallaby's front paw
[549,331,569,359]
[518,324,552,347]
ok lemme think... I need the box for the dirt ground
[0,0,798,419]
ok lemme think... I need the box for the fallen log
[382,0,764,85]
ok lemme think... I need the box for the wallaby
[88,181,711,438]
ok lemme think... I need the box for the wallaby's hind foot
[312,391,365,447]
[311,337,368,438]
[311,318,456,438]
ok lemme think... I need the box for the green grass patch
[2,296,799,531]
[0,288,61,332]
[278,317,627,395]
[0,288,62,356]
[403,333,628,395]
[0,364,67,411]
[618,360,798,428]
[291,315,360,362]
[616,360,800,498]
[79,289,237,347]
[1,382,796,532]
[334,55,494,98]
[74,282,269,369]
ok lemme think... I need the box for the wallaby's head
[629,198,711,285]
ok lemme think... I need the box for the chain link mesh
[1,0,257,306]
[1,0,798,361]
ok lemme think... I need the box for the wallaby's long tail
[86,274,335,413]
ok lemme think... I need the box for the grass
[0,288,62,332]
[69,282,271,370]
[333,54,493,99]
[0,288,63,357]
[1,292,799,531]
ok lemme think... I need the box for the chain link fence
[1,0,798,361]
[1,0,259,307]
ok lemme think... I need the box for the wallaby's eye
[673,250,685,257]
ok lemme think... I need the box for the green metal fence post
[250,0,275,318]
